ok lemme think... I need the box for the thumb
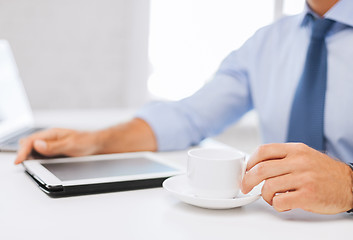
[34,139,68,156]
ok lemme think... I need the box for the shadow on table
[248,199,353,222]
[164,196,352,224]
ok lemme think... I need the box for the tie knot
[311,18,335,40]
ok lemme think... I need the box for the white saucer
[163,175,261,210]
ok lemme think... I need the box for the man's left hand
[241,143,353,214]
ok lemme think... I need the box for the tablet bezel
[22,152,183,188]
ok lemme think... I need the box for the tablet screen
[42,157,177,181]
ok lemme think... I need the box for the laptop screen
[0,40,33,139]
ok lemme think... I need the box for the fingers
[242,159,293,194]
[15,140,33,164]
[33,139,69,157]
[15,128,70,164]
[242,143,308,195]
[15,136,41,164]
[247,143,289,171]
[25,128,63,142]
[261,174,299,205]
[241,143,345,214]
[272,190,304,212]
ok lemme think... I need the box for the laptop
[0,40,43,152]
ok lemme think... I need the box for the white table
[0,109,351,240]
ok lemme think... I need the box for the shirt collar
[300,0,353,28]
[300,2,320,27]
[325,0,353,27]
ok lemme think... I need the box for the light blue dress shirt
[137,0,353,164]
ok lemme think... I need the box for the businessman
[15,0,353,214]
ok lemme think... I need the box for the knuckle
[296,142,307,149]
[272,196,284,212]
[261,181,274,205]
[256,145,268,156]
[294,156,307,168]
[263,179,274,193]
[290,152,311,169]
[254,162,266,177]
[241,176,251,193]
[295,143,308,154]
[272,193,295,212]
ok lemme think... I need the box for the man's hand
[14,118,157,165]
[241,143,353,214]
[15,128,101,164]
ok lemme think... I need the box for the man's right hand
[14,128,101,164]
[14,118,158,165]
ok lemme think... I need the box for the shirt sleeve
[136,37,256,151]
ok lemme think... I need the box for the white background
[0,0,304,109]
[0,0,150,109]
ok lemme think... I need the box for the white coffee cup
[187,148,246,199]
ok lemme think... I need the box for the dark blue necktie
[287,17,334,151]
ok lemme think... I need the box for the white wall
[0,0,150,109]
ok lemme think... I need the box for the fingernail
[34,140,47,150]
[14,156,21,165]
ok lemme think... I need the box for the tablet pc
[22,152,183,198]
